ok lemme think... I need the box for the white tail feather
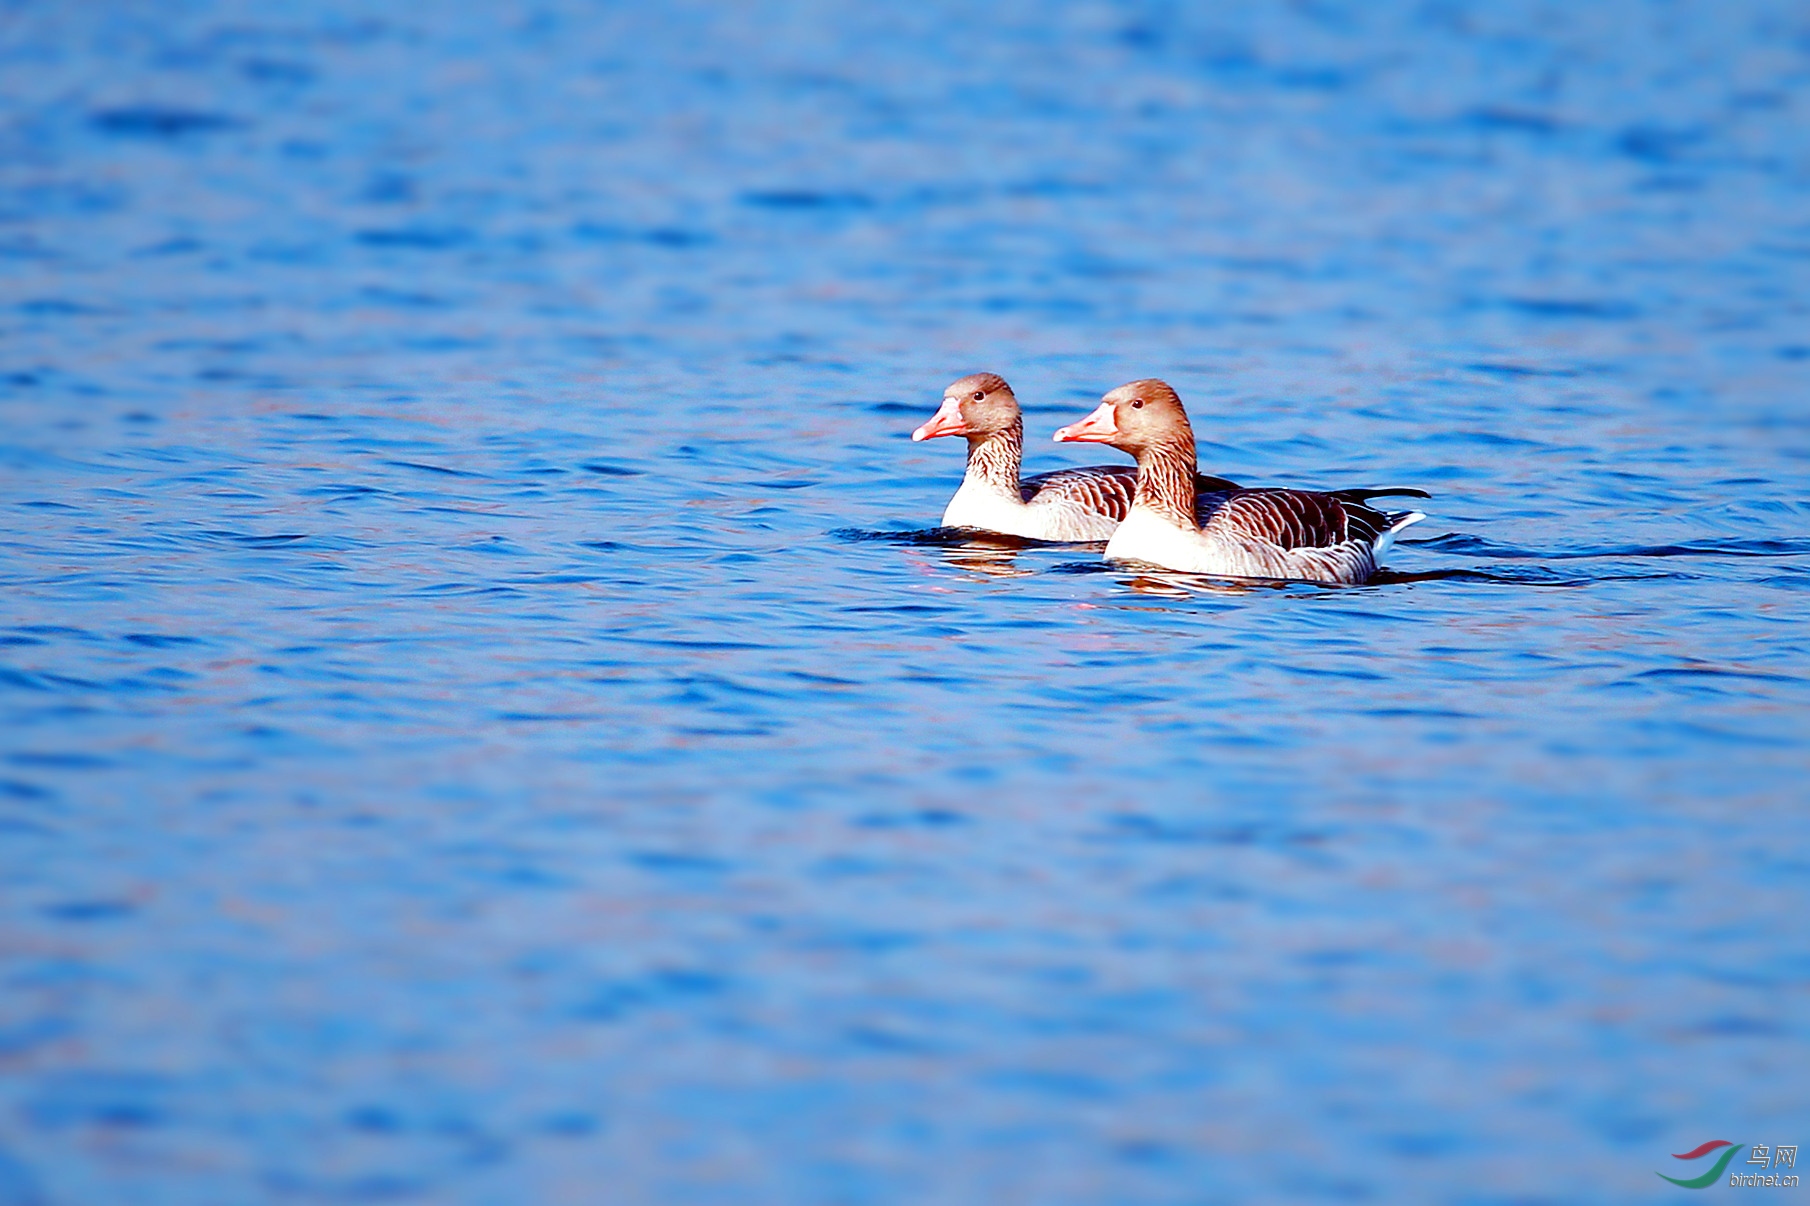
[1372,510,1425,558]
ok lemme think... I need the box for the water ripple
[1,2,1806,1203]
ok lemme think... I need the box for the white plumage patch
[1372,510,1426,558]
[942,479,1121,541]
[1104,507,1217,568]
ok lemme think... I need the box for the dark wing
[1207,489,1363,550]
[1335,498,1404,546]
[1205,485,1424,550]
[1197,472,1244,493]
[1021,465,1138,519]
[1326,486,1431,503]
[1193,475,1239,526]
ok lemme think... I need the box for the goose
[1053,379,1427,584]
[912,373,1240,541]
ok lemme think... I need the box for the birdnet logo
[1658,1140,1798,1189]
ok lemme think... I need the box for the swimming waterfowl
[912,372,1240,541]
[1053,379,1427,584]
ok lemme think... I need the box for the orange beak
[911,396,968,441]
[1053,401,1119,443]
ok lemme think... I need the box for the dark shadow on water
[839,528,1763,594]
[1407,533,1810,560]
[832,526,1093,551]
[1368,566,1665,587]
[1052,557,1664,590]
[1072,562,1613,592]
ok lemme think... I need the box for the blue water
[3,2,1808,1202]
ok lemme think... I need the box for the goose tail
[1368,503,1426,557]
[1330,486,1432,504]
[1372,509,1426,557]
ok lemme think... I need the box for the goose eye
[972,391,985,401]
[1132,399,1144,408]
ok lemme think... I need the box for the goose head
[912,373,1021,442]
[1052,378,1193,456]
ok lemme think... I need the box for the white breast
[1103,506,1220,569]
[942,479,1120,541]
[942,479,1031,533]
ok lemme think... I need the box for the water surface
[2,2,1808,1202]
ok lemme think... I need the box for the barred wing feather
[1208,490,1354,550]
[1021,468,1246,524]
[1020,465,1137,519]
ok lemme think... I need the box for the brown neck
[1132,438,1198,528]
[964,418,1023,493]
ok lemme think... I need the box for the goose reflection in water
[1115,569,1305,598]
[906,532,1045,578]
[941,545,1039,578]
